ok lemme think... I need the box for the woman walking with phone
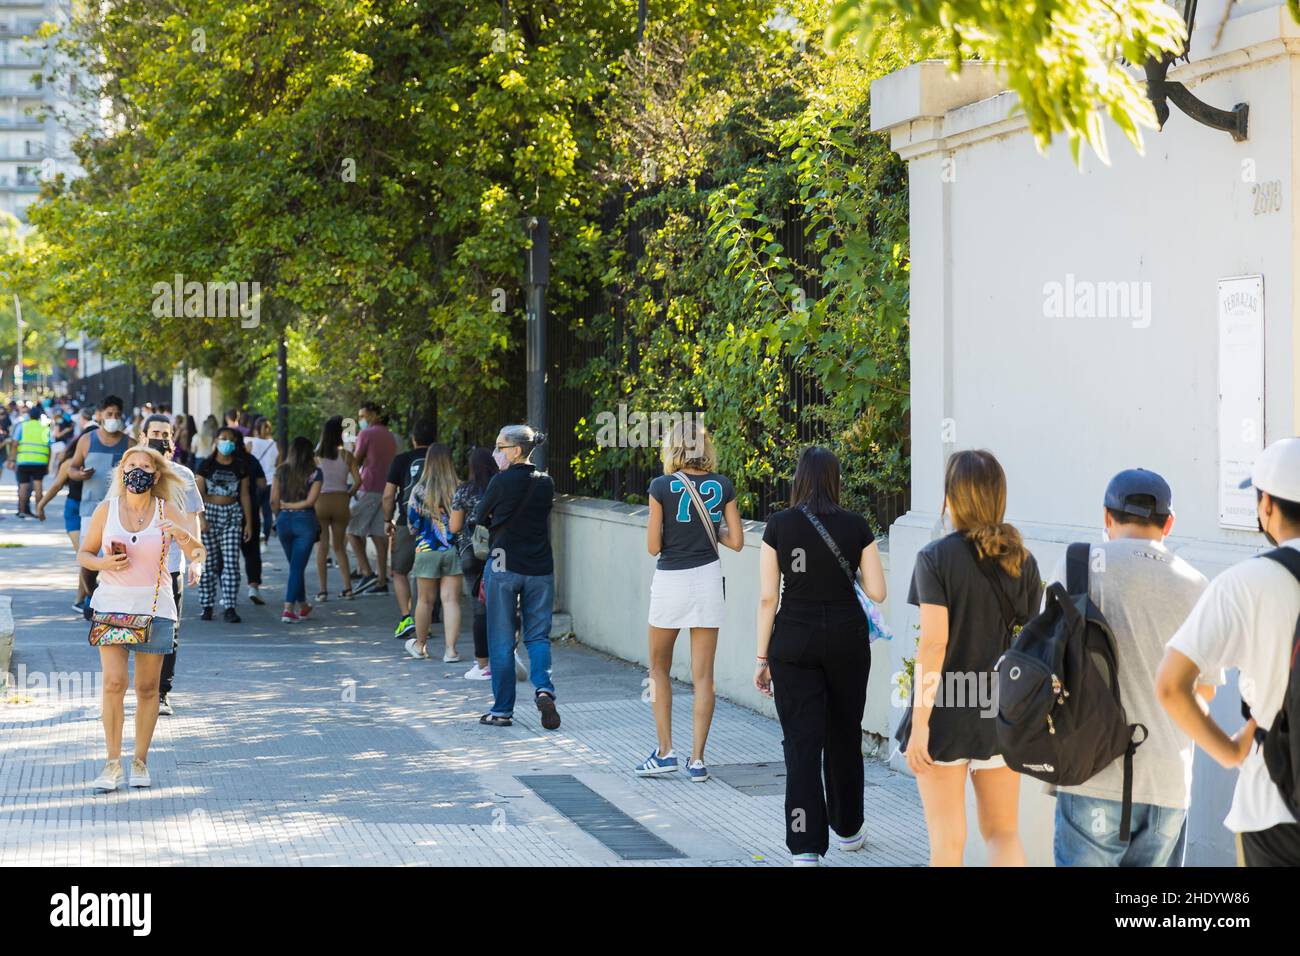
[636,420,742,782]
[79,446,206,791]
[894,449,1041,866]
[754,446,886,865]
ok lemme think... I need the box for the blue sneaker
[635,749,678,776]
[686,758,709,783]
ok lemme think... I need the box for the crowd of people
[4,393,1299,868]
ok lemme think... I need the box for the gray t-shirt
[1048,538,1214,810]
[648,472,735,571]
[166,463,205,574]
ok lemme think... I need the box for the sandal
[315,591,328,603]
[340,589,355,600]
[479,714,513,727]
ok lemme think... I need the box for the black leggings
[768,602,871,856]
[469,562,517,661]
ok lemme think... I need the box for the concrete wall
[550,495,895,741]
[871,5,1300,865]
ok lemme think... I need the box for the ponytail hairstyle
[943,449,1029,578]
[499,423,546,465]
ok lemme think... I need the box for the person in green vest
[4,403,51,518]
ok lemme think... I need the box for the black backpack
[1245,548,1300,822]
[994,542,1147,840]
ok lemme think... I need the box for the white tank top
[90,495,178,620]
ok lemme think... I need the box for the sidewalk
[0,471,926,866]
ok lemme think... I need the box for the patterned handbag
[88,499,168,647]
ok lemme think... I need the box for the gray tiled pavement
[0,472,925,866]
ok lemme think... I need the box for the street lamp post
[525,216,549,473]
[1145,0,1248,141]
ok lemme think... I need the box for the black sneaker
[353,575,378,595]
[222,607,241,624]
[368,585,389,596]
[536,693,561,731]
[201,606,213,621]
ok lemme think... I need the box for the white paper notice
[1218,275,1265,530]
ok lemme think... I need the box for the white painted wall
[550,495,896,741]
[872,5,1300,865]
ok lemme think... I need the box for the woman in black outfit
[754,446,887,867]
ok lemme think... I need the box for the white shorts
[933,754,1007,772]
[648,561,724,630]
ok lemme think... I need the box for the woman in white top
[78,446,206,793]
[246,416,279,541]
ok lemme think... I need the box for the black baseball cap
[1104,468,1172,518]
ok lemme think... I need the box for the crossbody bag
[88,498,169,646]
[796,505,891,642]
[673,471,725,599]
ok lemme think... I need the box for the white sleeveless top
[90,496,178,620]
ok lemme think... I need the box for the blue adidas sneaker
[686,758,709,783]
[635,749,678,776]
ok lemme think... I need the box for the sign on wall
[1218,275,1265,530]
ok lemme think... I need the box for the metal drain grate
[518,774,685,861]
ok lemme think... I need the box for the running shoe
[687,758,710,783]
[404,638,429,660]
[247,586,266,606]
[443,651,462,663]
[635,750,679,776]
[281,610,300,623]
[463,663,491,681]
[793,853,820,868]
[394,615,415,639]
[157,695,173,716]
[91,760,123,792]
[353,574,378,595]
[297,604,313,619]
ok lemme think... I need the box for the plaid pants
[200,502,244,609]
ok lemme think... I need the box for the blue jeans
[276,510,318,604]
[1054,792,1188,867]
[484,563,555,717]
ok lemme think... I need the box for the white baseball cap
[1239,437,1300,503]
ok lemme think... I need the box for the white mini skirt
[648,560,724,629]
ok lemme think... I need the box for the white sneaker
[129,758,151,788]
[514,650,528,682]
[405,638,429,660]
[793,853,820,867]
[835,823,866,852]
[463,663,491,681]
[443,651,462,663]
[91,760,124,792]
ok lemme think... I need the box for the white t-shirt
[247,436,278,476]
[1168,538,1300,833]
[166,463,206,575]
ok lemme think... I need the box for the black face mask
[147,438,172,455]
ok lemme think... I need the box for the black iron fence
[73,363,172,413]
[543,199,910,532]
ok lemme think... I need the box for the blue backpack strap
[1065,542,1090,596]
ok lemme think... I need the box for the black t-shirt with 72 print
[648,472,735,571]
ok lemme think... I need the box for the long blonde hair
[109,445,187,511]
[943,449,1029,577]
[411,443,458,517]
